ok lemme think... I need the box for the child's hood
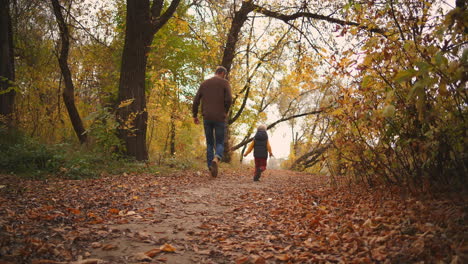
[254,130,268,141]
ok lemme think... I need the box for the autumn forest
[0,0,467,263]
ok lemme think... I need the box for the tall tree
[51,0,87,144]
[217,0,382,161]
[117,0,181,161]
[0,0,15,128]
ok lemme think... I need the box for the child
[243,124,274,181]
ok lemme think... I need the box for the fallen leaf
[371,246,387,261]
[31,260,65,264]
[102,244,118,251]
[160,243,176,252]
[252,255,266,264]
[71,259,106,264]
[134,252,152,261]
[108,208,119,214]
[145,248,161,257]
[197,249,211,255]
[236,256,250,264]
[90,242,102,248]
[67,208,81,215]
[275,254,290,261]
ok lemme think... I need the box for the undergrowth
[0,128,164,179]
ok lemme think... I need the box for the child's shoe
[253,168,261,181]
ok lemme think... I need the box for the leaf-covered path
[0,167,466,263]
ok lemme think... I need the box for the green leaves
[394,69,416,83]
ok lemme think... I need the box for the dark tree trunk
[51,0,87,144]
[221,0,255,73]
[117,0,180,161]
[0,0,15,128]
[117,0,151,160]
[221,0,255,162]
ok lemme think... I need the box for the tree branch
[151,0,181,33]
[251,3,387,36]
[231,108,325,151]
[151,0,164,18]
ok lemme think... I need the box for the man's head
[215,66,227,79]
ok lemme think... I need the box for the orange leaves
[159,243,176,252]
[1,167,465,263]
[236,255,266,264]
[108,208,119,214]
[145,248,162,257]
[67,208,81,215]
[274,253,291,261]
[101,244,118,251]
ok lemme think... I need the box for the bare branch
[251,3,387,36]
[231,108,325,151]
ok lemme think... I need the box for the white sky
[268,118,291,159]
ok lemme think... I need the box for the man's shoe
[211,156,219,177]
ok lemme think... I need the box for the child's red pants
[254,158,267,172]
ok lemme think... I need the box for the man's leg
[203,120,215,169]
[210,121,225,177]
[214,121,226,160]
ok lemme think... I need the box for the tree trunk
[117,0,151,160]
[221,1,255,162]
[51,0,87,144]
[117,0,180,161]
[169,115,176,156]
[0,0,15,128]
[221,0,255,73]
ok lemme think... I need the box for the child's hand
[243,154,247,157]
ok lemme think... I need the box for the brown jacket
[192,76,232,122]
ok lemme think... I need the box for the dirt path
[88,169,326,263]
[1,167,465,263]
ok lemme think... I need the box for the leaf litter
[0,168,466,263]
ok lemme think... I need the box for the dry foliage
[0,168,466,263]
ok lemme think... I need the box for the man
[192,66,232,177]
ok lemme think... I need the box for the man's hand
[270,153,274,158]
[193,117,200,125]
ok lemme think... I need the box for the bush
[0,127,63,176]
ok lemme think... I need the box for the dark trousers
[203,119,225,168]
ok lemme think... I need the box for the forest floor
[0,166,467,264]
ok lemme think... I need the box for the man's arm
[192,85,202,123]
[224,82,232,113]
